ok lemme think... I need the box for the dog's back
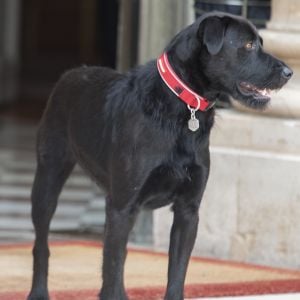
[41,65,121,124]
[36,66,122,185]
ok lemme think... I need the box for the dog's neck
[165,50,220,106]
[157,52,214,112]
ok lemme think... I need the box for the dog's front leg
[164,162,209,300]
[164,203,199,300]
[100,201,138,300]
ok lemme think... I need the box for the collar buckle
[204,101,216,111]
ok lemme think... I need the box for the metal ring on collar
[187,96,201,111]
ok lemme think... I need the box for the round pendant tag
[188,118,199,132]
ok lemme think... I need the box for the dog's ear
[202,17,225,55]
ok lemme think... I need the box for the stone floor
[195,295,300,300]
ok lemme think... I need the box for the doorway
[19,0,119,113]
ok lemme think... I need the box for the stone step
[0,200,86,217]
[79,196,107,229]
[0,217,81,231]
[0,186,93,202]
[0,172,92,188]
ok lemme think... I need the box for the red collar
[157,52,214,111]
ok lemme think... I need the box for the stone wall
[153,110,300,269]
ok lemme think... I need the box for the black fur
[28,12,292,300]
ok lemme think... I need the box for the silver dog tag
[188,117,199,132]
[188,108,199,132]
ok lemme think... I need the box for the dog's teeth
[240,82,272,97]
[255,88,269,96]
[259,88,271,96]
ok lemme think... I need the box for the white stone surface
[192,294,300,300]
[153,110,300,269]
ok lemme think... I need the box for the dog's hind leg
[28,120,76,300]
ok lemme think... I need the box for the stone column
[117,0,138,71]
[138,0,194,63]
[234,0,300,118]
[0,0,20,104]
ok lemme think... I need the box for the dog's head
[166,12,293,109]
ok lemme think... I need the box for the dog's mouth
[234,81,275,109]
[237,82,272,101]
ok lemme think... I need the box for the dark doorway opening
[14,0,119,120]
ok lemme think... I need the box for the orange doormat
[1,240,300,300]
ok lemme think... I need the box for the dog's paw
[27,296,49,300]
[27,290,49,300]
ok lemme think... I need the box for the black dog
[28,12,292,300]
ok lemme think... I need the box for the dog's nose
[282,66,293,79]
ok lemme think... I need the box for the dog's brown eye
[245,41,254,50]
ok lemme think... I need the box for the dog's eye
[245,41,255,50]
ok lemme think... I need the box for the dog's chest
[136,135,209,209]
[138,161,205,209]
[113,117,211,209]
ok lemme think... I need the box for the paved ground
[196,294,300,300]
